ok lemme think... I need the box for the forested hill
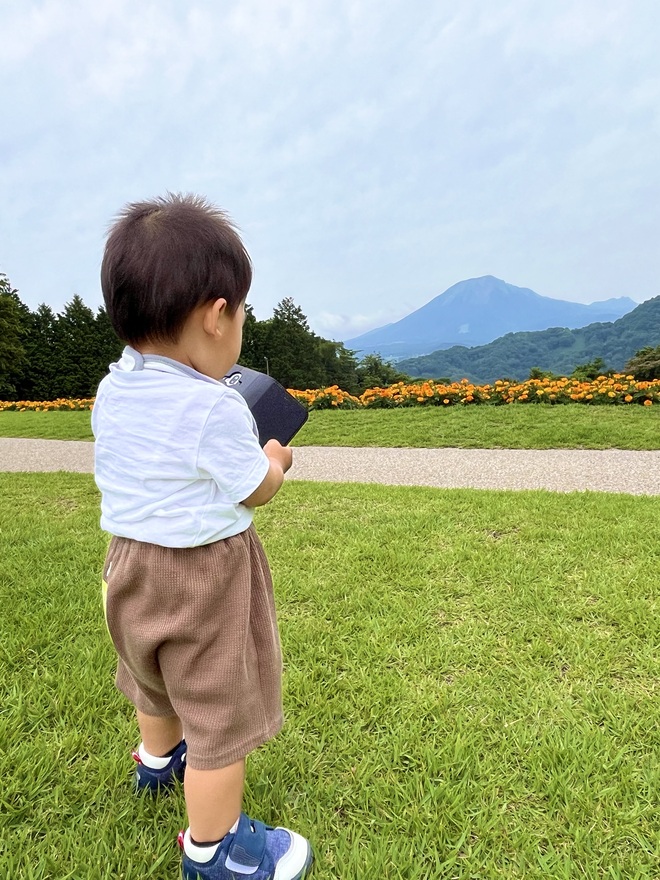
[397,296,660,383]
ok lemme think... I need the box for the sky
[1,0,659,341]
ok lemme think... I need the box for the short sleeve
[196,391,270,503]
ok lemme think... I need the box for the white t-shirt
[92,347,270,548]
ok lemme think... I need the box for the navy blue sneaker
[178,812,313,880]
[132,739,187,793]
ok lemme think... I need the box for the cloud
[1,0,659,319]
[311,309,408,341]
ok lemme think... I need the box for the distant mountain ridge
[397,296,660,384]
[344,276,637,360]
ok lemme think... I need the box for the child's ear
[202,298,228,337]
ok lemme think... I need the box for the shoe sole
[276,840,313,880]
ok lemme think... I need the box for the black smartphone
[221,365,308,446]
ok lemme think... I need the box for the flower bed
[0,399,95,412]
[287,374,660,410]
[2,375,660,412]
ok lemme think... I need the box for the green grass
[2,404,660,448]
[0,411,93,441]
[295,405,660,449]
[1,474,659,878]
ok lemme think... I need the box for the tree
[238,304,269,373]
[528,366,566,381]
[94,306,124,378]
[625,345,660,381]
[570,357,611,380]
[262,297,326,389]
[238,300,362,389]
[355,353,411,390]
[53,295,103,398]
[0,274,27,399]
[16,304,60,401]
[318,339,359,393]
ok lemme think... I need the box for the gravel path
[2,438,660,495]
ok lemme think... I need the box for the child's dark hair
[101,193,252,344]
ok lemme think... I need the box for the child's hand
[240,440,292,507]
[263,439,293,474]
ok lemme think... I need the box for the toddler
[92,193,313,880]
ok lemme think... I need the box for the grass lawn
[296,405,660,449]
[2,404,660,448]
[0,411,94,441]
[1,474,659,878]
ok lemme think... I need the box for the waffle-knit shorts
[102,525,284,770]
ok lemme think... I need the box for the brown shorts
[102,525,283,770]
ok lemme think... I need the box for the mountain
[396,296,660,384]
[344,276,637,360]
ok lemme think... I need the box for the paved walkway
[2,438,660,495]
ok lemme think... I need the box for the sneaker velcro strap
[227,814,267,869]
